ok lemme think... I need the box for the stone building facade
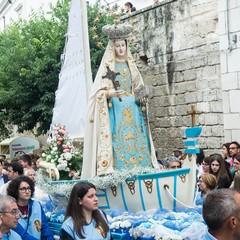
[219,0,240,144]
[122,0,240,159]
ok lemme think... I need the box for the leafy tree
[0,0,70,137]
[0,0,112,138]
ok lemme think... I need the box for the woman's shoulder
[60,218,76,240]
[29,199,43,208]
[62,217,74,227]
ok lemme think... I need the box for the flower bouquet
[41,124,83,180]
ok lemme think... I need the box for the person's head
[154,0,159,4]
[0,155,7,169]
[31,159,38,170]
[201,157,211,173]
[209,154,225,177]
[24,169,36,183]
[222,142,231,159]
[65,182,109,238]
[199,173,217,193]
[229,142,240,158]
[66,182,98,218]
[233,154,240,174]
[203,189,240,239]
[11,157,19,163]
[0,155,6,161]
[7,176,35,202]
[18,154,32,168]
[114,39,127,60]
[124,2,133,12]
[6,162,24,180]
[196,148,205,165]
[166,156,181,170]
[28,153,40,169]
[0,195,20,233]
[172,150,182,159]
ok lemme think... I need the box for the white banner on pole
[51,0,92,139]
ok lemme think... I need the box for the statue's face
[114,40,126,59]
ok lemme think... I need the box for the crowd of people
[1,148,240,239]
[0,153,55,239]
[0,141,239,240]
[162,141,240,207]
[0,151,111,239]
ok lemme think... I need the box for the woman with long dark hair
[222,143,231,160]
[60,182,110,239]
[209,154,232,188]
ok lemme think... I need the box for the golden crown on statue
[102,23,133,40]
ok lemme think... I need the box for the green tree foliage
[0,0,70,137]
[0,0,112,138]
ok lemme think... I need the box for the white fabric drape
[51,0,92,138]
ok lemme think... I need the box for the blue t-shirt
[61,216,110,240]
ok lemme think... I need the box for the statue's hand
[107,89,125,98]
[139,95,149,105]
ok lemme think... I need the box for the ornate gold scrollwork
[110,186,117,197]
[179,174,186,183]
[143,179,153,193]
[126,180,135,195]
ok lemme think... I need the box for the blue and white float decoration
[39,126,203,238]
[96,126,202,212]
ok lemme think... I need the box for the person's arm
[39,204,55,240]
[13,223,38,240]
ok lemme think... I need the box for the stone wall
[218,1,240,143]
[122,0,222,159]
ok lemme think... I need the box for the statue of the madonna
[81,22,159,179]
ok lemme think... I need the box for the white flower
[42,153,46,157]
[57,162,68,171]
[52,147,58,152]
[120,220,131,228]
[110,221,121,229]
[63,152,72,161]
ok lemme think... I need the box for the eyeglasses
[0,209,20,216]
[19,187,31,193]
